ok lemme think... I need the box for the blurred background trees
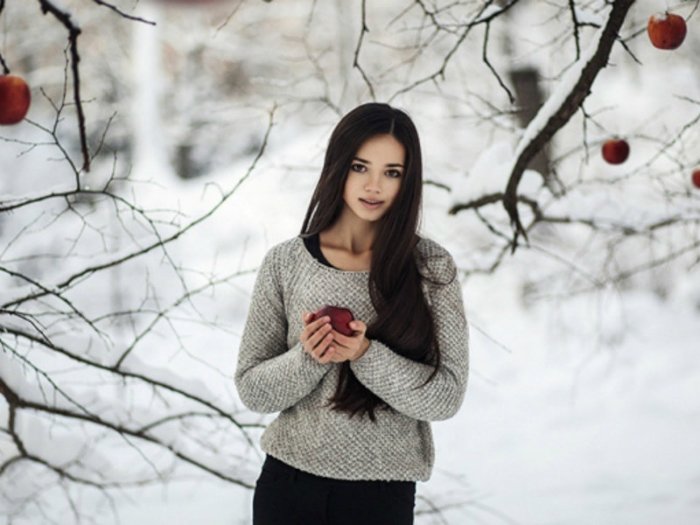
[1,0,699,523]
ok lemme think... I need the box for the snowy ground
[104,268,700,525]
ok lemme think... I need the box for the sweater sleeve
[234,247,331,413]
[349,252,469,422]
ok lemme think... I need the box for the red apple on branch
[692,169,700,190]
[309,305,356,336]
[601,138,629,165]
[0,74,31,125]
[647,12,687,50]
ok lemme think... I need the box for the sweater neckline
[296,235,370,275]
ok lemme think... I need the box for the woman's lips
[360,198,383,209]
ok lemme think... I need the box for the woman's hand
[301,313,371,364]
[300,312,336,364]
[329,318,371,362]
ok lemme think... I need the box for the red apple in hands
[602,138,629,165]
[647,12,687,50]
[0,75,31,125]
[692,169,700,189]
[309,305,355,336]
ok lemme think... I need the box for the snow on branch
[500,0,636,253]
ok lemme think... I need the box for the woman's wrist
[352,337,371,361]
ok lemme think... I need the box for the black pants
[253,454,416,525]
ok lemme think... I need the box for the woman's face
[342,133,405,223]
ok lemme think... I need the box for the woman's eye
[387,170,401,178]
[351,163,366,172]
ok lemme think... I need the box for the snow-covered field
[97,245,700,524]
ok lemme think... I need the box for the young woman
[234,102,470,525]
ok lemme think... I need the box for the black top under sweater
[302,232,336,269]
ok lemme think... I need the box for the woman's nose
[364,174,382,191]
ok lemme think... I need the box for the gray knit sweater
[234,234,469,482]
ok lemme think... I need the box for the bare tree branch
[353,0,377,100]
[91,0,155,24]
[36,0,91,172]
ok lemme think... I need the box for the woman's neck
[320,211,378,254]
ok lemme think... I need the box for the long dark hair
[300,102,454,422]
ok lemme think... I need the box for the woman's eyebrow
[353,156,404,168]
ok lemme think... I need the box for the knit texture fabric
[234,234,469,482]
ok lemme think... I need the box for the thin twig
[37,0,91,172]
